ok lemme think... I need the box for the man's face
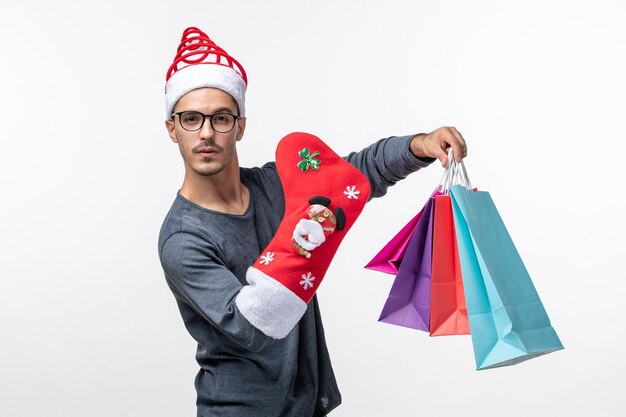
[165,88,246,178]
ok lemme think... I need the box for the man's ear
[236,117,246,142]
[165,119,178,143]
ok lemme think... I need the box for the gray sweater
[158,135,431,417]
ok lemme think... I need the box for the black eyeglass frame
[172,111,241,133]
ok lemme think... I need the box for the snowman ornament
[292,196,346,259]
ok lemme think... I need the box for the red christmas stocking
[236,132,371,338]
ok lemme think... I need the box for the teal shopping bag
[449,185,563,370]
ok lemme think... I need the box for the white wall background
[1,1,624,416]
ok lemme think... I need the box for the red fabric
[254,132,371,303]
[166,27,247,85]
[429,195,470,336]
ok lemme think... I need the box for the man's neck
[179,167,249,215]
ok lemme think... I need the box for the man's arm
[160,231,273,352]
[345,127,467,199]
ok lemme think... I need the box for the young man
[159,27,466,417]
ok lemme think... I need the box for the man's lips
[195,147,218,155]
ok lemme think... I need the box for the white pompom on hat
[165,27,247,119]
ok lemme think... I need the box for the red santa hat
[164,27,247,119]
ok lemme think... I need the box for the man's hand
[409,127,467,167]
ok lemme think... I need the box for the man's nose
[199,116,214,139]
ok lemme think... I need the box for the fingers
[418,126,468,166]
[431,145,449,168]
[441,126,467,163]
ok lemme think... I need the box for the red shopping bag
[429,194,470,336]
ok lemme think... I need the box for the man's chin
[196,166,224,176]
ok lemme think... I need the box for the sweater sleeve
[344,135,433,199]
[160,231,274,352]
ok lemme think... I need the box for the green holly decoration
[297,148,321,172]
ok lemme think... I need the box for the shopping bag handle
[438,148,472,194]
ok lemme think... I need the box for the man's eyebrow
[211,107,237,114]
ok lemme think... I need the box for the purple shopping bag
[378,197,435,331]
[365,189,441,274]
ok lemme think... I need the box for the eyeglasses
[172,111,240,133]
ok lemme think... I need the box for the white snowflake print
[259,252,275,265]
[299,272,316,290]
[343,185,361,200]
